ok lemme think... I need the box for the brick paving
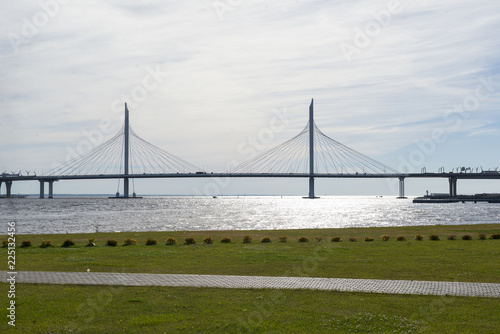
[2,271,499,298]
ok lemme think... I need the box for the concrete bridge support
[124,178,129,198]
[397,177,407,199]
[39,180,56,199]
[5,181,12,198]
[48,181,54,199]
[449,177,457,197]
[308,177,315,199]
[39,181,45,199]
[1,181,13,198]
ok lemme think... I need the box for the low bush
[478,233,486,241]
[348,237,357,242]
[315,236,323,242]
[242,235,252,243]
[298,236,309,243]
[40,240,52,248]
[331,236,342,242]
[414,234,424,241]
[203,237,214,244]
[145,238,157,246]
[364,237,374,242]
[86,238,96,247]
[2,240,8,248]
[261,236,272,243]
[123,238,136,246]
[461,234,472,241]
[165,237,177,245]
[396,236,406,241]
[21,240,32,248]
[184,237,196,245]
[491,233,500,239]
[61,239,75,248]
[447,235,456,240]
[278,236,288,243]
[220,237,232,244]
[106,239,118,247]
[381,235,390,242]
[429,234,440,241]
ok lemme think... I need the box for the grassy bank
[2,283,499,333]
[2,224,500,282]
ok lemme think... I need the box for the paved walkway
[2,271,499,298]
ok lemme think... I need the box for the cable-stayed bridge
[1,100,499,199]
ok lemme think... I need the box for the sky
[1,0,500,196]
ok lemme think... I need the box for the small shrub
[261,236,272,243]
[61,239,75,248]
[165,237,177,245]
[414,234,424,241]
[40,240,52,248]
[447,235,456,240]
[478,233,486,241]
[184,237,196,245]
[381,235,390,242]
[348,237,357,242]
[278,236,288,243]
[123,238,137,246]
[203,236,214,244]
[461,234,472,241]
[396,235,406,241]
[86,238,96,247]
[315,236,323,242]
[145,238,157,246]
[298,236,309,243]
[491,233,500,239]
[2,240,8,248]
[21,240,32,248]
[220,237,232,244]
[106,239,118,247]
[429,234,440,241]
[242,235,252,243]
[364,237,374,242]
[331,236,342,242]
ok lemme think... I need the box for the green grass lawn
[1,224,499,333]
[2,224,499,282]
[1,283,499,334]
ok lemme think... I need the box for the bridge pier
[39,181,45,199]
[307,176,318,199]
[6,181,12,198]
[48,181,55,199]
[449,177,457,197]
[397,177,407,199]
[124,178,129,198]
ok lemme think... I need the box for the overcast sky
[1,0,499,196]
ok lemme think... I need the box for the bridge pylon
[304,98,319,199]
[124,102,130,198]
